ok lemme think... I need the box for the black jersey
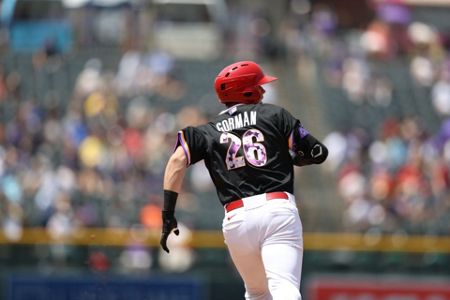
[175,103,311,205]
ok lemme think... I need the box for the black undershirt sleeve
[291,129,328,166]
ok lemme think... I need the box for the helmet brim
[258,75,278,85]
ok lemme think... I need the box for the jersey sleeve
[175,126,207,166]
[278,107,301,138]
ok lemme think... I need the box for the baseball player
[161,61,328,300]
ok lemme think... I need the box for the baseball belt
[224,191,289,213]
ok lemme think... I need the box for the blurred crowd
[281,0,450,234]
[282,0,450,108]
[0,48,215,272]
[324,117,450,234]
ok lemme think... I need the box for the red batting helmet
[214,61,277,104]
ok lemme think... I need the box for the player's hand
[160,211,179,253]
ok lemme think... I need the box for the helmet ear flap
[243,85,264,103]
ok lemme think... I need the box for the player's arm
[164,146,188,193]
[288,122,328,167]
[160,146,188,253]
[277,107,328,166]
[291,133,328,166]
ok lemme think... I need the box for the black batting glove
[160,210,179,253]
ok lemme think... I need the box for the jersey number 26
[220,129,267,170]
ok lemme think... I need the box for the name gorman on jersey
[216,111,257,132]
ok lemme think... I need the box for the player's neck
[225,102,241,108]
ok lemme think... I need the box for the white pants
[222,192,303,300]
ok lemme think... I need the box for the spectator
[432,64,450,116]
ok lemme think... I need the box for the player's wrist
[163,190,178,214]
[162,210,176,220]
